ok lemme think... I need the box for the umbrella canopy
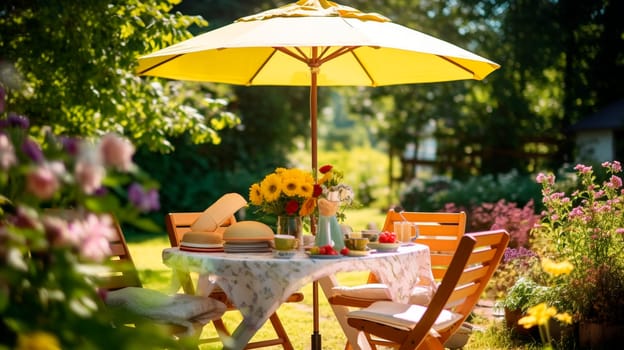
[137,0,500,172]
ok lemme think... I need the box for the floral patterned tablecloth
[162,244,433,349]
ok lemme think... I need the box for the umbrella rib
[349,50,376,86]
[248,48,278,85]
[319,46,359,64]
[137,54,184,75]
[275,47,309,65]
[437,55,477,78]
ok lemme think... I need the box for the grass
[126,208,536,349]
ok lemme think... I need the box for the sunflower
[281,175,301,197]
[260,173,282,202]
[249,183,263,205]
[299,182,314,198]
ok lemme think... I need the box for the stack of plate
[180,241,224,253]
[180,231,224,252]
[224,241,272,253]
[222,220,274,253]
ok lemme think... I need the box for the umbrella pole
[310,66,318,175]
[310,56,322,350]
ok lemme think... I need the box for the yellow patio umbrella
[136,0,500,175]
[137,1,499,348]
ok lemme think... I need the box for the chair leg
[212,318,231,337]
[268,312,294,350]
[411,335,444,350]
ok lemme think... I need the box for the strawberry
[340,247,350,255]
[379,231,397,243]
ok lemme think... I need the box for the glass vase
[277,215,303,250]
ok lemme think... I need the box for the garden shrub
[399,169,542,214]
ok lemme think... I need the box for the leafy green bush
[399,170,542,214]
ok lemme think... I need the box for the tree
[0,0,237,152]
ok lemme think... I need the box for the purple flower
[503,247,537,264]
[21,138,44,163]
[128,183,160,212]
[60,136,80,156]
[0,112,30,129]
[0,86,5,113]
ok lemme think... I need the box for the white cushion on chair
[331,283,391,300]
[348,300,463,332]
[409,285,435,306]
[105,287,227,335]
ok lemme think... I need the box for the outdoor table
[162,244,434,350]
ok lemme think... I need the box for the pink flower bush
[99,133,135,171]
[532,161,624,323]
[0,101,163,348]
[26,165,59,200]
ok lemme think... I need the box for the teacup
[344,237,369,251]
[361,230,379,242]
[274,234,299,251]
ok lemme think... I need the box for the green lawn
[126,208,530,349]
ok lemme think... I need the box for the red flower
[312,184,323,197]
[319,164,333,174]
[285,199,300,215]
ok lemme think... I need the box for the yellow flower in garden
[554,312,573,324]
[518,303,557,328]
[260,173,282,202]
[541,258,574,276]
[17,331,61,350]
[249,183,262,205]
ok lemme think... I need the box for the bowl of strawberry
[368,231,401,252]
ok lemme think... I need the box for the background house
[572,99,624,163]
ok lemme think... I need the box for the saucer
[273,250,296,259]
[347,250,369,257]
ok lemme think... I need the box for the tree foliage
[0,0,238,152]
[343,0,623,177]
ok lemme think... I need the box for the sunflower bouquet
[248,167,319,217]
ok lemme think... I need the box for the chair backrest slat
[382,209,467,281]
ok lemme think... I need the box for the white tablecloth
[162,244,433,349]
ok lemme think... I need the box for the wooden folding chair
[165,212,304,350]
[346,230,509,350]
[328,210,466,309]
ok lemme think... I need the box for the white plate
[346,250,370,257]
[367,242,401,252]
[180,242,223,249]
